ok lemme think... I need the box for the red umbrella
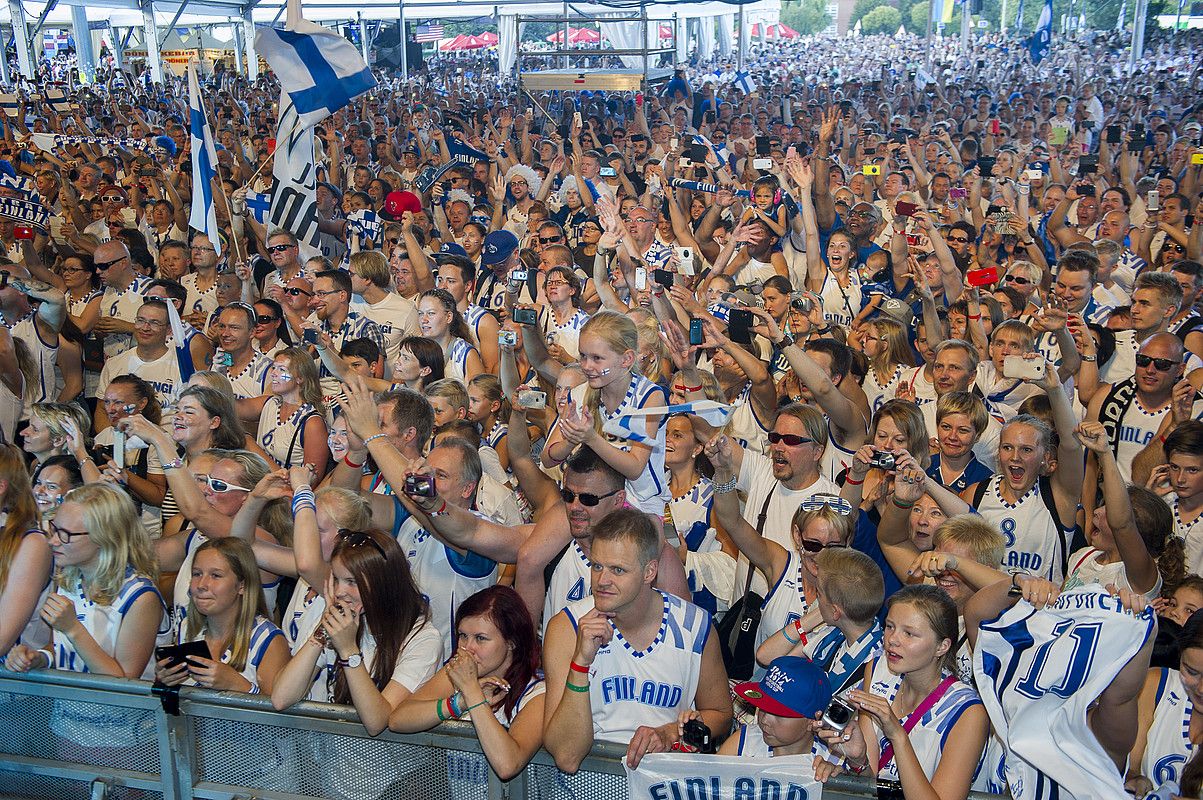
[460,34,489,49]
[658,23,673,39]
[751,22,801,39]
[476,31,498,45]
[546,27,601,44]
[439,34,468,51]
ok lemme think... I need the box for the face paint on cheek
[598,368,611,376]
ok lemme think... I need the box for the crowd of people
[0,21,1202,800]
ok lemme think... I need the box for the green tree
[780,0,834,35]
[862,5,904,32]
[852,0,891,24]
[910,0,931,31]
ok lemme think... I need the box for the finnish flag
[733,71,757,95]
[245,192,272,224]
[601,399,740,443]
[1027,0,1053,65]
[255,0,377,130]
[187,61,221,257]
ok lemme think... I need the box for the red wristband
[343,454,364,469]
[569,661,590,674]
[793,618,808,646]
[845,476,864,486]
[1160,434,1168,445]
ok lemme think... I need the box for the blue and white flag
[733,70,757,95]
[625,753,823,800]
[1013,0,1025,32]
[1027,0,1053,65]
[187,61,221,257]
[255,0,377,129]
[245,192,272,224]
[690,134,729,170]
[601,399,739,443]
[345,208,383,250]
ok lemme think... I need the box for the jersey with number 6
[974,586,1155,800]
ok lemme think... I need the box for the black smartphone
[1187,213,1196,230]
[728,309,754,345]
[1078,155,1099,175]
[689,142,708,165]
[302,329,318,345]
[755,136,771,157]
[653,269,674,288]
[1105,125,1122,145]
[1129,125,1145,153]
[689,318,704,346]
[976,156,997,176]
[155,640,210,669]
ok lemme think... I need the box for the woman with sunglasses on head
[0,444,52,662]
[21,402,90,473]
[235,347,330,483]
[418,288,484,384]
[390,585,545,789]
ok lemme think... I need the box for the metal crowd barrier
[0,669,1005,800]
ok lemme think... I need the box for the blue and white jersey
[818,269,863,329]
[391,498,498,656]
[281,577,323,650]
[671,477,716,554]
[974,586,1157,800]
[542,307,591,359]
[173,527,280,630]
[1114,395,1172,484]
[727,382,771,455]
[218,350,274,400]
[736,722,835,764]
[100,274,152,358]
[181,272,220,317]
[568,373,670,515]
[257,396,320,469]
[464,303,491,346]
[974,476,1071,583]
[867,657,985,787]
[316,311,386,382]
[483,420,508,451]
[563,591,710,744]
[803,621,884,697]
[544,539,592,632]
[174,615,283,689]
[54,568,170,679]
[864,365,905,415]
[445,336,480,383]
[641,238,675,269]
[7,314,57,405]
[821,420,857,484]
[757,551,814,668]
[1143,668,1195,796]
[926,454,993,494]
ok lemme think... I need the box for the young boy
[720,656,834,764]
[423,378,469,433]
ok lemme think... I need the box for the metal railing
[0,669,1004,800]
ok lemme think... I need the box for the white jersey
[173,527,280,629]
[100,274,151,358]
[350,293,418,368]
[974,586,1156,800]
[1143,668,1195,795]
[257,397,320,469]
[973,476,1071,583]
[542,307,590,360]
[392,501,499,655]
[282,577,323,650]
[567,374,670,515]
[727,382,770,455]
[97,346,182,415]
[445,337,479,383]
[1170,496,1203,575]
[757,551,814,669]
[1062,546,1161,596]
[562,592,710,744]
[900,366,938,407]
[219,351,273,400]
[1114,394,1171,483]
[52,567,169,679]
[544,539,593,631]
[818,270,863,329]
[181,272,220,317]
[864,365,905,414]
[820,420,857,483]
[173,615,282,689]
[7,315,57,405]
[735,722,833,766]
[866,657,986,788]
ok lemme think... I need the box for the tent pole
[143,0,163,84]
[562,0,568,69]
[736,4,744,69]
[71,4,96,83]
[398,2,407,81]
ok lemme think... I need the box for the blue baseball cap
[439,242,468,257]
[734,656,832,719]
[481,230,519,266]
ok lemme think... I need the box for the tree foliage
[780,0,834,35]
[862,5,904,32]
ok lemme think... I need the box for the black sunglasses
[538,236,562,244]
[1136,353,1179,371]
[767,432,815,446]
[799,539,849,554]
[255,314,279,325]
[268,244,296,253]
[559,487,621,507]
[337,529,387,556]
[284,287,313,297]
[94,255,127,271]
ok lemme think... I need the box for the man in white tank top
[542,508,733,773]
[95,300,182,430]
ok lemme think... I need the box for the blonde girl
[238,347,330,482]
[468,374,512,472]
[859,318,917,413]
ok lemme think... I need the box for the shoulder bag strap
[876,674,958,773]
[738,481,780,599]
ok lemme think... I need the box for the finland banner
[0,196,50,232]
[625,753,823,800]
[267,94,322,254]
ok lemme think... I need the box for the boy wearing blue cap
[715,656,837,763]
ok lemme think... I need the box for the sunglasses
[255,314,279,325]
[767,432,815,446]
[538,236,562,244]
[1005,274,1032,285]
[267,244,295,253]
[337,528,387,556]
[947,236,971,244]
[799,539,850,554]
[799,494,854,515]
[1136,353,1179,371]
[196,474,251,493]
[94,256,127,271]
[284,287,313,297]
[559,487,621,507]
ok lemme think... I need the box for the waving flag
[732,71,757,95]
[187,61,221,257]
[1028,0,1053,64]
[245,191,272,224]
[255,0,378,129]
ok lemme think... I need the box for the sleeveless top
[173,614,283,690]
[54,567,170,679]
[544,539,592,632]
[1142,668,1195,794]
[257,396,320,469]
[727,382,771,455]
[445,337,479,383]
[757,550,814,665]
[974,476,1072,583]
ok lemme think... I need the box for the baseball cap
[382,190,422,221]
[439,242,468,257]
[734,656,832,719]
[480,230,519,266]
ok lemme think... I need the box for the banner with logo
[625,753,824,800]
[0,196,50,232]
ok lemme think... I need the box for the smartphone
[894,201,918,218]
[688,318,704,346]
[498,330,517,347]
[653,268,674,288]
[976,156,996,176]
[670,138,679,151]
[138,167,156,177]
[1078,155,1099,175]
[728,308,753,345]
[1025,169,1044,182]
[1003,355,1046,380]
[990,118,1001,135]
[302,329,318,345]
[512,307,538,326]
[13,225,33,240]
[155,640,210,669]
[1147,190,1160,212]
[755,136,771,157]
[517,389,547,410]
[1129,125,1145,153]
[689,142,708,165]
[752,157,773,171]
[677,246,695,276]
[634,267,647,292]
[510,268,529,282]
[266,138,276,154]
[1106,125,1123,145]
[573,111,582,129]
[599,166,617,178]
[966,266,998,287]
[949,187,968,200]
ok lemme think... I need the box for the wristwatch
[595,245,615,256]
[774,333,795,348]
[338,653,364,669]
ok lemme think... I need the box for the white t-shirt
[350,292,419,370]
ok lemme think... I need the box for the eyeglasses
[545,279,568,289]
[195,474,252,493]
[559,486,621,507]
[314,289,343,298]
[59,266,88,275]
[284,287,313,297]
[767,432,815,446]
[134,317,166,328]
[1004,274,1032,285]
[848,208,873,218]
[538,236,562,244]
[101,195,125,203]
[255,314,279,325]
[799,494,854,515]
[190,245,216,253]
[48,520,90,544]
[267,244,296,253]
[94,255,127,271]
[1136,353,1179,371]
[799,538,850,553]
[338,528,387,556]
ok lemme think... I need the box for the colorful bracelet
[436,698,449,721]
[343,454,365,469]
[564,679,590,693]
[569,661,590,674]
[793,618,808,646]
[448,692,464,717]
[892,496,916,510]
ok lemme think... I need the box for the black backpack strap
[970,478,990,509]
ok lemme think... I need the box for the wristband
[362,433,389,447]
[1080,354,1097,362]
[1160,434,1168,445]
[569,661,590,674]
[564,680,590,693]
[428,500,449,517]
[844,475,864,486]
[713,476,738,495]
[343,454,365,469]
[782,623,801,645]
[436,697,449,721]
[162,457,184,470]
[892,496,916,510]
[448,693,464,717]
[793,618,808,646]
[463,699,490,716]
[968,314,981,320]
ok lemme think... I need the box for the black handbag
[717,483,777,681]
